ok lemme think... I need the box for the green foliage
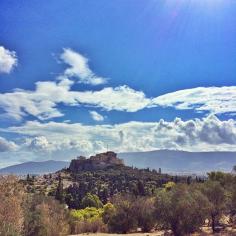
[64,165,177,208]
[107,195,137,233]
[102,203,116,224]
[70,207,104,221]
[23,194,70,236]
[134,197,156,232]
[207,171,234,188]
[155,184,209,236]
[201,180,226,233]
[55,174,64,203]
[5,166,236,235]
[164,181,175,191]
[81,193,103,208]
[70,206,107,234]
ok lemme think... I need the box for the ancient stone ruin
[69,151,124,172]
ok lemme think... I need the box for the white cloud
[0,137,18,152]
[0,47,235,121]
[75,85,151,112]
[0,81,151,120]
[152,86,236,115]
[26,136,55,152]
[60,48,107,85]
[0,46,18,74]
[3,115,236,158]
[89,111,104,121]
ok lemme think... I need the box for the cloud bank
[3,115,236,158]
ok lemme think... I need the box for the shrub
[164,181,175,191]
[70,207,103,221]
[107,195,137,233]
[71,218,107,234]
[70,207,106,233]
[102,202,115,224]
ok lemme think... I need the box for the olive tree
[155,184,209,236]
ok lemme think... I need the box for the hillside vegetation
[1,152,236,236]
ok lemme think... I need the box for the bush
[102,202,115,224]
[71,218,107,234]
[70,207,106,234]
[108,195,137,233]
[70,207,103,221]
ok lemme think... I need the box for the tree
[55,174,64,203]
[229,184,236,224]
[137,180,145,196]
[155,184,209,236]
[134,197,156,232]
[81,193,103,209]
[0,176,24,236]
[23,194,70,236]
[201,181,226,233]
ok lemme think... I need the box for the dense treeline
[1,170,236,235]
[62,165,198,208]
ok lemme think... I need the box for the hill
[119,150,236,174]
[0,160,69,175]
[23,152,180,209]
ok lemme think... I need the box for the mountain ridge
[1,150,236,175]
[0,160,69,175]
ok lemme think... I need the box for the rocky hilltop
[69,151,124,172]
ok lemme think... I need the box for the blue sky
[0,0,236,167]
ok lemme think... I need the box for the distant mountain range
[0,160,69,175]
[118,150,236,174]
[0,150,236,175]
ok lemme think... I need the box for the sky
[0,0,236,167]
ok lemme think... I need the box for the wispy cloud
[89,111,104,121]
[152,86,236,115]
[59,48,107,85]
[0,46,18,74]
